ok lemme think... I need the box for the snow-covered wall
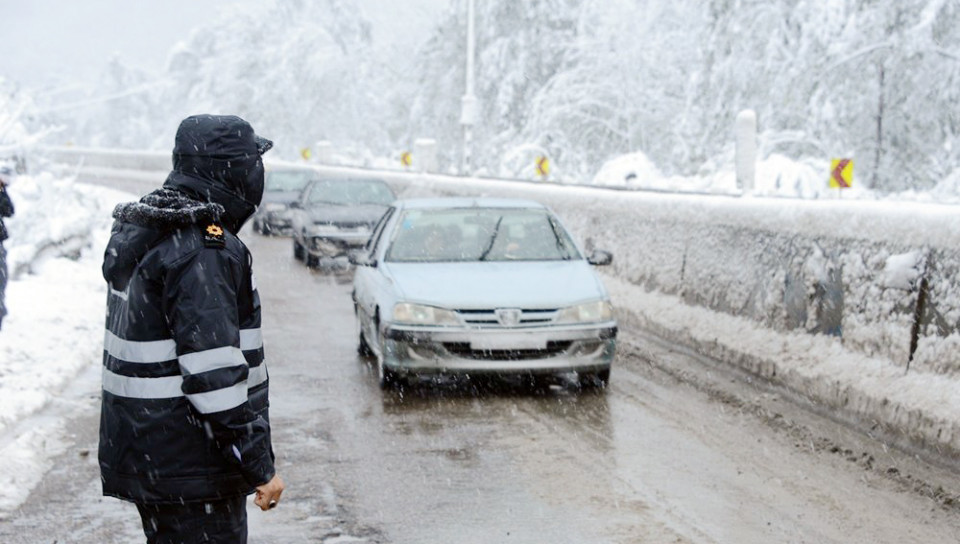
[43,147,958,379]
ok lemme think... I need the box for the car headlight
[262,202,287,212]
[393,303,461,326]
[556,300,613,323]
[305,223,341,236]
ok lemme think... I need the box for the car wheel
[306,253,319,267]
[579,368,610,389]
[531,374,555,392]
[377,357,399,389]
[358,329,374,357]
[293,239,305,261]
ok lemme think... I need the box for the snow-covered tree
[39,0,960,193]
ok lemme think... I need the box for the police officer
[0,164,14,330]
[100,115,284,543]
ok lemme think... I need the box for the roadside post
[735,109,757,195]
[315,141,333,164]
[414,138,438,173]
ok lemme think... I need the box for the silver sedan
[350,197,617,390]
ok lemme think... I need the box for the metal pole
[461,0,477,176]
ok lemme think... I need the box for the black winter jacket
[99,115,274,504]
[0,184,13,242]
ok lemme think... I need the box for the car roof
[393,197,547,210]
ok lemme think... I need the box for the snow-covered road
[3,227,960,543]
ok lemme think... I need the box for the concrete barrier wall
[45,147,960,378]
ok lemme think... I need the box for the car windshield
[307,179,395,206]
[385,207,582,263]
[265,170,314,192]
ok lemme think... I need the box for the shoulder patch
[203,223,226,248]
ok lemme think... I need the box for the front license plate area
[470,335,545,351]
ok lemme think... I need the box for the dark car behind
[290,177,395,266]
[252,167,317,235]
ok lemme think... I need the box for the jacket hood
[102,188,223,290]
[162,114,270,234]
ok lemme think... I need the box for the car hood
[381,260,608,309]
[307,204,388,226]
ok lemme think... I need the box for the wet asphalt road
[2,221,960,543]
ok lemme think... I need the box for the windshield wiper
[547,217,573,260]
[478,216,504,261]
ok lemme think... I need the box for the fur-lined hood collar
[103,188,225,291]
[112,187,223,229]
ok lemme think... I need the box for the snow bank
[591,150,874,201]
[0,175,128,513]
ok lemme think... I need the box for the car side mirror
[348,250,377,267]
[587,249,613,266]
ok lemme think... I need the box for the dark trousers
[136,496,248,544]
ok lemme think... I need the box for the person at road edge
[0,164,14,331]
[99,114,284,543]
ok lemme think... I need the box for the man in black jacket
[0,165,14,331]
[100,114,284,543]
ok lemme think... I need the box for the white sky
[1,0,446,91]
[0,0,251,88]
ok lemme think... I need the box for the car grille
[443,341,571,360]
[455,308,558,327]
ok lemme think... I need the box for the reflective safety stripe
[102,368,184,399]
[248,364,268,387]
[109,288,128,301]
[102,364,269,399]
[105,329,261,364]
[186,382,248,414]
[179,346,247,375]
[240,328,263,351]
[104,331,176,364]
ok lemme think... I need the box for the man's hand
[254,474,285,511]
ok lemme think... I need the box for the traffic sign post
[536,155,550,180]
[400,151,412,169]
[830,158,853,197]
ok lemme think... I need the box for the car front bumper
[306,232,371,258]
[380,322,617,376]
[261,210,294,233]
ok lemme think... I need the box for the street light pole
[460,0,477,176]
